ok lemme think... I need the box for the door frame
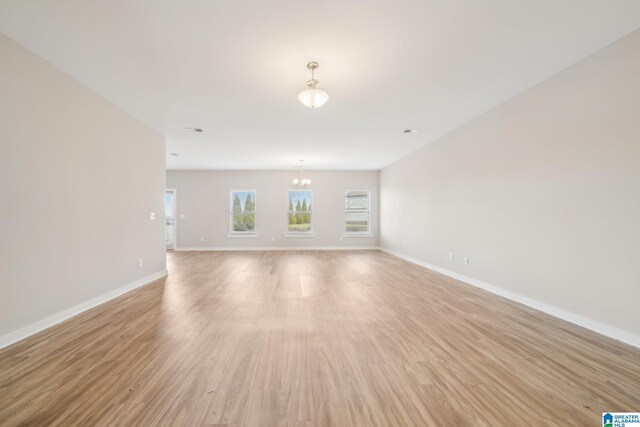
[165,188,177,250]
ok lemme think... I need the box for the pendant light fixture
[298,62,329,108]
[292,160,311,187]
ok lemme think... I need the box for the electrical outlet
[200,237,205,242]
[271,236,275,242]
[464,257,469,265]
[148,212,155,220]
[403,240,407,248]
[449,252,454,261]
[137,259,143,269]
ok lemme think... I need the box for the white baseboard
[0,270,168,350]
[175,246,380,251]
[379,247,640,349]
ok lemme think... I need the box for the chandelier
[298,62,329,108]
[292,160,311,187]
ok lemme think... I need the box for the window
[344,190,370,234]
[230,190,256,233]
[287,190,312,233]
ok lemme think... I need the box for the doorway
[165,188,176,249]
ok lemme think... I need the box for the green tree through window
[243,192,255,230]
[288,190,312,232]
[230,190,256,232]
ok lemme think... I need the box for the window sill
[341,233,373,238]
[226,233,260,238]
[283,232,316,238]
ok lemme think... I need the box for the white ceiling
[2,1,639,170]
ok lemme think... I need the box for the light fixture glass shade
[298,88,329,108]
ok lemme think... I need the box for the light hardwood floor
[1,250,639,426]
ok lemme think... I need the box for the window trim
[229,189,258,235]
[343,189,372,237]
[284,189,315,236]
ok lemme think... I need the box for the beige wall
[0,34,167,345]
[380,30,640,345]
[166,170,379,248]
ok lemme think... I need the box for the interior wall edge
[0,270,168,350]
[379,247,640,349]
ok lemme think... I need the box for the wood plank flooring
[0,250,639,426]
